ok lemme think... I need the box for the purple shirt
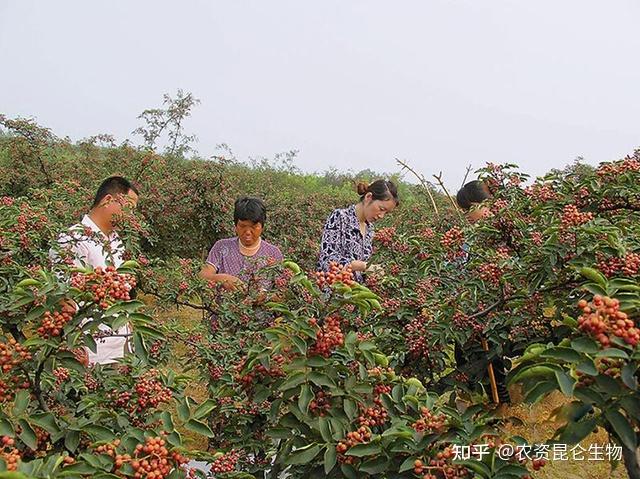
[206,237,283,282]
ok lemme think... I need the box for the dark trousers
[454,342,511,404]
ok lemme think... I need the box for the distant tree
[132,89,200,157]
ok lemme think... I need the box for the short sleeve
[271,245,284,262]
[206,241,223,273]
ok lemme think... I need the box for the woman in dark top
[318,180,399,282]
[455,180,510,404]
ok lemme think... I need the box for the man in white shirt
[52,176,139,364]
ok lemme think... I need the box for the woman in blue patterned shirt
[318,180,399,282]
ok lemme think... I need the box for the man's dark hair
[92,176,139,208]
[456,180,491,211]
[234,197,267,225]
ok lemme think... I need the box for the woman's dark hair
[92,176,139,208]
[234,197,267,225]
[356,179,399,205]
[456,180,491,211]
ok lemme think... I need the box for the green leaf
[621,363,638,390]
[0,419,14,437]
[285,444,321,465]
[17,419,37,450]
[279,372,307,391]
[604,409,637,451]
[185,419,215,438]
[104,300,144,316]
[596,348,629,360]
[292,336,308,355]
[621,397,640,421]
[133,325,164,340]
[399,456,418,472]
[308,371,336,388]
[57,462,97,474]
[192,399,217,420]
[83,425,116,441]
[268,428,291,439]
[359,456,389,474]
[298,384,314,414]
[555,370,576,395]
[177,398,190,422]
[579,268,606,287]
[345,442,381,457]
[582,283,607,296]
[305,356,328,367]
[318,417,333,443]
[30,413,60,435]
[12,390,30,417]
[65,430,80,452]
[160,411,174,430]
[340,463,358,479]
[324,445,337,474]
[343,398,357,421]
[453,459,491,478]
[576,360,598,376]
[541,347,582,363]
[558,418,596,445]
[524,381,558,403]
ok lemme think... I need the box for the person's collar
[82,214,117,240]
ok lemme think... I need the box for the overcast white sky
[1,1,639,186]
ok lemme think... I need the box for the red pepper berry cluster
[452,311,483,334]
[440,226,464,250]
[309,316,344,357]
[133,371,173,411]
[235,354,286,388]
[366,366,395,379]
[70,266,136,309]
[210,450,240,474]
[412,407,446,433]
[0,339,32,402]
[421,227,436,239]
[314,262,356,287]
[530,231,544,246]
[37,308,74,338]
[110,370,172,415]
[53,367,70,387]
[373,227,396,247]
[131,436,189,479]
[275,268,294,289]
[373,383,392,396]
[577,295,639,347]
[357,399,388,428]
[336,426,372,464]
[413,447,467,478]
[524,183,559,202]
[560,204,593,228]
[596,157,640,177]
[381,298,401,313]
[597,252,640,278]
[309,390,331,416]
[405,316,434,359]
[1,436,20,471]
[477,262,503,286]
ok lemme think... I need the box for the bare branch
[395,158,439,217]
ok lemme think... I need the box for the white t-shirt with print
[53,215,131,365]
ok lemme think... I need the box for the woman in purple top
[318,180,399,283]
[199,197,283,288]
